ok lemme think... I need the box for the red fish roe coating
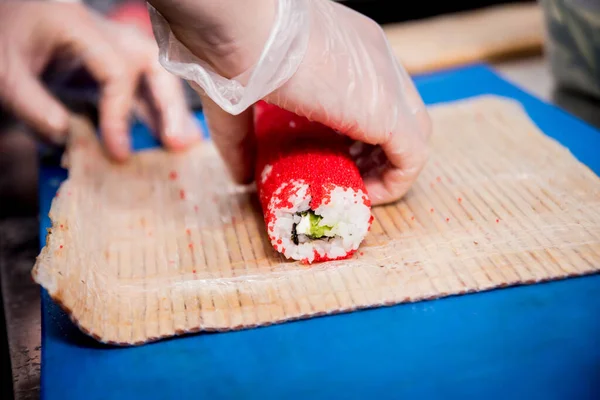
[254,101,369,212]
[253,101,372,263]
[302,249,358,264]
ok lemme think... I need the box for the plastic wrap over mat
[32,95,600,345]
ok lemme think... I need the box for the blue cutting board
[38,64,600,400]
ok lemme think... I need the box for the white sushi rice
[260,164,273,184]
[267,179,371,263]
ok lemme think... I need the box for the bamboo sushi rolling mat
[384,3,546,74]
[32,95,600,345]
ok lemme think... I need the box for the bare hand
[0,1,201,161]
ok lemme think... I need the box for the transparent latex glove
[148,0,432,205]
[0,1,201,162]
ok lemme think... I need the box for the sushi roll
[254,101,373,264]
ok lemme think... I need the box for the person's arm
[149,0,276,78]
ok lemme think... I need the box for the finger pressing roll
[364,127,429,205]
[200,93,256,185]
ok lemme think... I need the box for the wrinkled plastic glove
[0,1,201,161]
[148,0,431,205]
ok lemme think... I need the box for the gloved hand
[147,0,432,205]
[0,1,201,161]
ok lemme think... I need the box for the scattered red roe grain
[446,217,450,222]
[496,218,500,223]
[360,252,364,256]
[410,216,415,221]
[307,249,356,264]
[430,208,435,213]
[169,171,178,180]
[458,197,463,203]
[436,176,442,183]
[192,270,196,273]
[186,229,191,235]
[188,243,193,249]
[179,189,186,200]
[60,224,64,229]
[59,245,63,249]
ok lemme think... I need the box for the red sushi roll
[254,101,373,264]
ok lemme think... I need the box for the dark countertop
[1,116,42,400]
[1,55,599,400]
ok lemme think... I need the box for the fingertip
[45,107,70,144]
[108,143,131,163]
[97,110,134,162]
[364,170,411,206]
[218,140,255,186]
[224,156,255,186]
[364,180,392,206]
[237,165,256,185]
[162,114,203,150]
[4,72,71,145]
[101,126,131,162]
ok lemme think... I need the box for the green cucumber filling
[292,210,335,245]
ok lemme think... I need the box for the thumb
[198,91,256,185]
[0,66,69,144]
